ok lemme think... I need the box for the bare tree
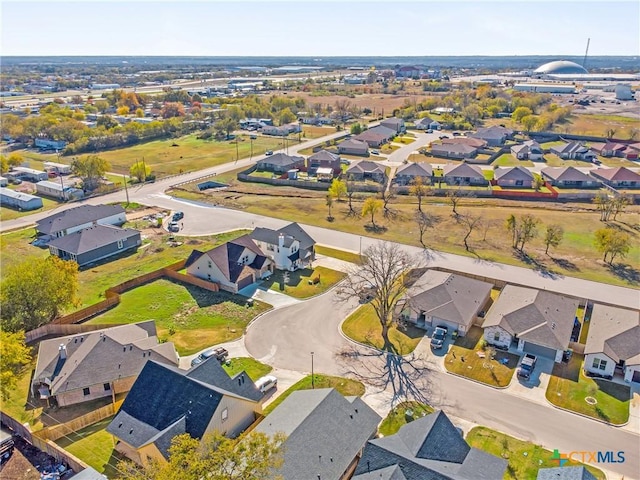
[336,242,420,351]
[346,180,358,216]
[415,211,439,248]
[612,194,630,221]
[379,189,396,219]
[446,189,467,217]
[593,192,615,222]
[409,176,430,212]
[517,214,539,252]
[481,218,496,242]
[326,195,333,221]
[460,213,481,252]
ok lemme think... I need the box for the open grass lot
[0,228,50,272]
[467,427,605,480]
[563,113,639,138]
[444,327,519,387]
[543,154,595,168]
[169,188,640,287]
[262,266,346,298]
[222,357,273,382]
[302,125,338,139]
[342,304,424,355]
[492,154,534,167]
[86,278,271,356]
[378,401,434,436]
[264,374,365,415]
[0,358,45,431]
[546,353,630,425]
[315,244,362,264]
[54,417,126,477]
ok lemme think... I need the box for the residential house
[0,176,7,187]
[537,467,597,480]
[482,285,579,362]
[352,410,507,480]
[338,138,370,156]
[299,115,333,126]
[7,167,49,183]
[470,125,513,146]
[261,123,301,136]
[107,359,262,466]
[355,125,397,148]
[541,166,601,188]
[47,224,141,267]
[589,167,640,189]
[398,270,492,336]
[0,187,43,211]
[380,117,406,134]
[42,161,72,175]
[493,166,535,187]
[431,143,479,160]
[550,141,597,161]
[256,388,381,480]
[34,138,67,151]
[251,222,316,271]
[185,235,272,293]
[590,142,638,159]
[308,150,341,174]
[256,153,305,174]
[442,163,488,186]
[393,162,433,186]
[31,321,178,408]
[36,204,126,239]
[511,140,543,160]
[346,160,387,184]
[441,137,488,149]
[35,180,84,201]
[583,304,640,383]
[414,116,441,131]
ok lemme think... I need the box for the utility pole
[123,174,129,204]
[311,352,315,389]
[250,136,253,160]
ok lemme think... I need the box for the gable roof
[511,140,541,154]
[541,166,596,183]
[36,204,125,235]
[433,143,479,155]
[356,126,396,143]
[404,270,492,328]
[251,222,316,251]
[483,285,578,350]
[415,117,436,127]
[441,137,487,148]
[347,160,386,175]
[550,141,591,155]
[494,166,534,182]
[339,138,370,150]
[381,117,404,128]
[353,410,507,480]
[471,125,513,140]
[33,321,178,396]
[443,163,484,178]
[47,224,140,255]
[107,359,259,458]
[186,356,263,402]
[396,162,433,177]
[192,235,268,283]
[584,304,640,366]
[308,149,340,163]
[257,153,304,167]
[256,388,381,480]
[590,167,640,182]
[537,466,597,480]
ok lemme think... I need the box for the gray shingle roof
[251,222,316,252]
[541,167,596,183]
[482,285,578,350]
[396,162,433,178]
[256,388,381,480]
[537,466,597,480]
[46,224,140,255]
[584,304,640,366]
[347,160,386,175]
[432,144,478,155]
[257,153,304,168]
[36,204,125,235]
[443,163,484,178]
[353,410,507,480]
[186,355,263,402]
[494,166,534,182]
[339,138,370,150]
[404,270,492,329]
[308,149,340,163]
[470,125,513,140]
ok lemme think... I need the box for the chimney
[59,344,67,360]
[278,233,285,248]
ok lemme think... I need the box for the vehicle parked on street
[168,222,180,232]
[430,326,448,350]
[172,211,184,221]
[265,150,273,156]
[517,353,537,380]
[190,347,229,367]
[255,375,278,394]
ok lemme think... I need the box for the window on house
[117,240,123,249]
[104,383,111,391]
[493,332,500,342]
[221,408,228,422]
[592,358,607,371]
[83,387,90,396]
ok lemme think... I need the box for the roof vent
[118,423,123,428]
[551,322,556,330]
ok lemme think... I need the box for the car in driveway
[517,353,537,380]
[255,375,277,394]
[430,326,448,350]
[190,347,229,367]
[265,150,273,156]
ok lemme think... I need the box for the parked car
[8,177,22,185]
[430,326,448,350]
[255,375,278,394]
[371,149,380,155]
[265,150,273,156]
[517,353,537,380]
[439,135,449,140]
[190,347,229,367]
[168,222,180,233]
[172,211,184,221]
[0,426,14,465]
[426,129,433,133]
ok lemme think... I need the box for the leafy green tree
[521,115,539,132]
[594,228,631,265]
[512,106,533,123]
[350,123,363,135]
[543,224,564,255]
[506,214,518,248]
[0,329,31,399]
[409,176,430,212]
[97,115,119,129]
[278,107,296,125]
[116,431,285,480]
[7,152,24,168]
[130,161,151,183]
[0,155,8,174]
[328,178,347,201]
[1,257,79,332]
[362,197,383,228]
[72,155,110,191]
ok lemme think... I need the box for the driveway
[506,354,555,404]
[239,282,302,309]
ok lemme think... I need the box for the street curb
[444,369,512,390]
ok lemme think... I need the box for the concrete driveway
[506,355,555,403]
[238,282,302,309]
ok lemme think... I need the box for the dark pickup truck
[517,353,537,380]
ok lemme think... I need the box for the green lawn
[492,153,534,167]
[378,401,434,436]
[264,374,365,415]
[444,327,519,387]
[261,266,346,299]
[467,427,606,480]
[222,357,273,382]
[341,304,424,355]
[86,279,271,356]
[315,244,363,264]
[546,354,630,425]
[54,417,126,477]
[0,357,45,431]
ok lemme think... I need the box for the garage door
[523,342,557,360]
[429,319,460,334]
[237,275,254,290]
[632,370,640,383]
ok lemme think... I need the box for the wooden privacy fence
[37,399,124,442]
[25,323,115,344]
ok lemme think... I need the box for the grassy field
[302,125,338,139]
[222,357,273,382]
[378,401,434,436]
[467,427,605,480]
[444,327,519,387]
[315,244,362,264]
[342,304,424,355]
[169,188,640,287]
[86,279,271,356]
[262,266,346,298]
[264,374,365,415]
[562,113,639,138]
[492,153,534,167]
[546,354,630,425]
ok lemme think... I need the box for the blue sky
[2,1,638,56]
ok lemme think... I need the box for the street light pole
[311,352,315,389]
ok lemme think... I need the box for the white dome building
[534,60,588,75]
